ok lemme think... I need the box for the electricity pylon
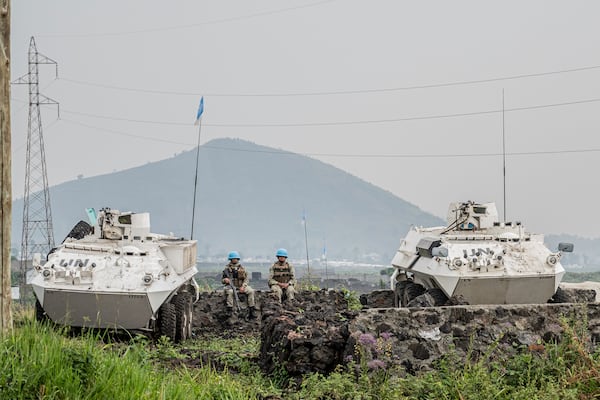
[12,37,58,302]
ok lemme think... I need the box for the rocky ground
[180,286,600,379]
[191,289,351,340]
[561,281,600,302]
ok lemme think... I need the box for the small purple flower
[380,332,392,340]
[344,355,354,363]
[358,333,377,347]
[367,359,386,370]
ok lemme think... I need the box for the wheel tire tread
[159,302,177,341]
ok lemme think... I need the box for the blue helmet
[228,251,241,260]
[276,248,288,258]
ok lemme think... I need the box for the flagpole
[191,97,204,240]
[323,238,328,289]
[303,210,311,281]
[191,120,202,240]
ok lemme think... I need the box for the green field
[2,305,599,400]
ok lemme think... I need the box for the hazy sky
[9,1,600,238]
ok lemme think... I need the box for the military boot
[247,306,257,319]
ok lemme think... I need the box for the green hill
[11,138,443,262]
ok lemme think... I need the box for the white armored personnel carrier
[30,207,199,342]
[391,201,573,307]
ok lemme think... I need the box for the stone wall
[191,287,600,378]
[347,303,600,375]
[259,290,354,375]
[257,288,600,377]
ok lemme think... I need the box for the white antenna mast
[502,89,506,223]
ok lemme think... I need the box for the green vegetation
[290,320,600,400]
[3,308,600,399]
[340,287,362,311]
[564,271,600,283]
[1,316,279,399]
[296,274,321,291]
[194,276,221,291]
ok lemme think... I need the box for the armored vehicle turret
[30,207,199,342]
[391,201,573,307]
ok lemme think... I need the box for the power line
[39,0,337,38]
[58,64,600,97]
[202,144,600,159]
[60,118,192,146]
[54,96,600,128]
[55,118,600,159]
[60,78,201,96]
[61,109,190,126]
[10,80,58,115]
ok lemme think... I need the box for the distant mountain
[11,138,443,262]
[545,234,600,272]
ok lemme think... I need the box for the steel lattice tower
[13,37,58,301]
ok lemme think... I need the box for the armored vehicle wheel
[549,287,569,303]
[402,282,425,307]
[394,281,409,307]
[185,299,193,338]
[159,302,177,342]
[407,292,435,307]
[175,293,193,341]
[426,288,448,306]
[35,299,48,322]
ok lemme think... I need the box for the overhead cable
[57,118,600,159]
[39,0,337,38]
[55,96,600,128]
[58,64,600,97]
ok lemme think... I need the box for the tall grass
[0,319,275,399]
[4,308,600,399]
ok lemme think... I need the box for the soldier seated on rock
[268,248,296,303]
[222,251,257,319]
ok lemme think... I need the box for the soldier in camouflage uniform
[222,251,257,319]
[268,248,296,303]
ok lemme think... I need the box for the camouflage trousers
[224,285,255,308]
[270,284,296,303]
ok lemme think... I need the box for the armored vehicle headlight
[452,258,463,268]
[42,269,52,279]
[431,247,449,258]
[546,255,559,266]
[142,273,153,285]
